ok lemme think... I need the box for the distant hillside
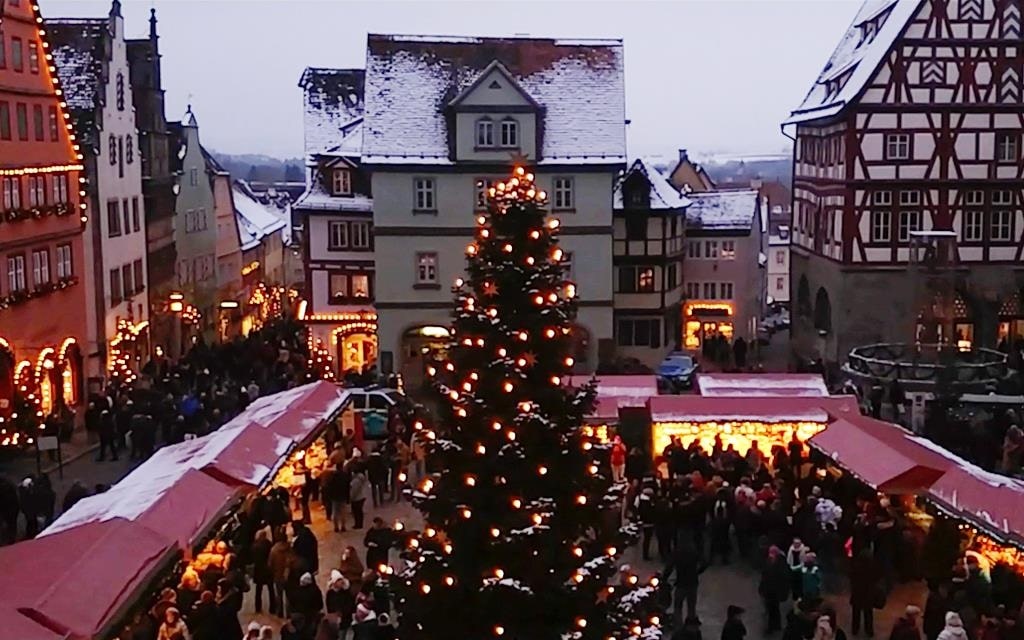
[703,154,792,189]
[211,151,305,183]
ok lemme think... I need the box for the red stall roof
[648,395,859,423]
[0,519,174,640]
[241,380,350,443]
[697,373,829,397]
[569,375,659,421]
[810,415,952,493]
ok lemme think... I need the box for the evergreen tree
[390,167,661,640]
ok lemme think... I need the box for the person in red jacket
[610,435,627,483]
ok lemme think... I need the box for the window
[617,319,661,348]
[720,282,734,299]
[687,240,702,259]
[500,119,518,147]
[110,268,122,305]
[185,208,207,233]
[0,102,9,140]
[637,267,655,293]
[107,200,122,237]
[189,168,198,186]
[685,282,700,299]
[122,198,131,233]
[996,133,1019,163]
[351,274,370,298]
[327,220,349,249]
[705,240,719,258]
[7,255,26,292]
[475,118,494,147]
[130,199,140,232]
[329,273,349,300]
[332,169,351,195]
[10,37,21,72]
[122,264,133,298]
[28,41,38,74]
[0,29,5,69]
[870,211,891,242]
[721,240,736,259]
[55,244,72,279]
[32,104,43,141]
[667,262,678,289]
[108,135,117,165]
[618,266,637,293]
[703,282,717,299]
[16,103,27,140]
[31,249,48,286]
[414,178,436,211]
[49,173,66,205]
[561,251,574,279]
[116,72,125,110]
[118,137,124,178]
[553,177,574,210]
[133,260,144,292]
[416,252,438,284]
[126,135,134,164]
[885,133,911,160]
[962,190,984,241]
[2,177,20,210]
[775,276,785,291]
[26,175,44,207]
[47,106,57,141]
[992,190,1014,241]
[351,221,370,249]
[898,210,921,242]
[775,251,785,265]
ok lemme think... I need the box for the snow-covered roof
[785,0,920,125]
[49,19,108,144]
[293,181,373,214]
[299,67,365,157]
[363,34,626,163]
[697,373,829,398]
[686,189,759,231]
[233,181,288,251]
[614,159,691,211]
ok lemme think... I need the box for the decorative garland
[0,276,78,310]
[0,203,72,224]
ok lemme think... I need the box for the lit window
[414,178,436,211]
[721,240,736,259]
[637,267,655,293]
[553,177,574,210]
[351,274,370,298]
[329,273,349,300]
[416,253,438,284]
[475,119,494,147]
[7,255,26,292]
[28,41,38,74]
[500,119,518,147]
[885,133,911,160]
[332,169,351,195]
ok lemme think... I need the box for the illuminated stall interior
[571,375,660,444]
[683,302,734,350]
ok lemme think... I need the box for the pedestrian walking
[349,467,369,530]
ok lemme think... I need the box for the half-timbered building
[785,0,1024,364]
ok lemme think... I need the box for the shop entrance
[400,325,450,390]
[337,331,378,374]
[683,319,734,351]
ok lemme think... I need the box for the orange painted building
[0,0,89,435]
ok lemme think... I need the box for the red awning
[810,415,952,493]
[241,380,351,443]
[697,373,829,397]
[648,395,859,423]
[0,519,174,640]
[927,460,1024,546]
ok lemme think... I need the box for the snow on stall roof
[233,181,288,251]
[648,395,858,424]
[299,67,365,157]
[363,34,625,162]
[686,189,759,231]
[697,373,829,397]
[784,0,920,125]
[614,159,692,211]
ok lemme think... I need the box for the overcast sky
[44,0,860,161]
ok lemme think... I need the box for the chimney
[678,149,689,163]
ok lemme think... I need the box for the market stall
[241,380,351,444]
[570,375,659,442]
[648,395,859,458]
[696,373,829,397]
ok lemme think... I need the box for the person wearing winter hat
[291,572,324,634]
[156,607,189,640]
[890,605,923,640]
[937,612,968,640]
[326,569,355,637]
[244,621,262,640]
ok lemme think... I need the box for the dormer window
[500,118,519,148]
[476,118,494,147]
[332,169,352,196]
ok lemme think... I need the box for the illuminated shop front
[401,325,452,387]
[298,303,379,378]
[683,303,734,350]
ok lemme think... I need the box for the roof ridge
[368,33,622,46]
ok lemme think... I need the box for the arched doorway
[332,325,378,376]
[400,325,451,390]
[813,287,832,333]
[57,339,82,408]
[0,338,13,419]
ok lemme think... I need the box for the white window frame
[996,132,1019,163]
[7,255,25,292]
[705,240,719,259]
[475,118,494,147]
[2,176,19,209]
[637,267,655,293]
[414,178,436,211]
[51,173,67,204]
[720,282,734,300]
[553,177,574,210]
[870,210,891,242]
[55,244,71,279]
[332,169,352,195]
[27,175,44,207]
[416,252,438,284]
[351,221,371,249]
[500,118,518,147]
[962,192,984,242]
[328,220,349,250]
[885,133,911,160]
[721,240,736,259]
[898,210,921,242]
[687,240,702,259]
[992,190,1014,241]
[351,273,371,298]
[702,282,717,299]
[31,249,48,286]
[329,273,349,300]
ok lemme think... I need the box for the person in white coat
[936,612,968,640]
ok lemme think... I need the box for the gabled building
[612,159,690,368]
[667,148,716,193]
[294,67,376,376]
[363,34,626,385]
[126,9,176,352]
[50,1,149,381]
[681,189,765,352]
[784,0,1024,364]
[0,0,89,421]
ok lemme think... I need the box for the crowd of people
[620,434,1024,640]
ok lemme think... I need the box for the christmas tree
[390,167,661,640]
